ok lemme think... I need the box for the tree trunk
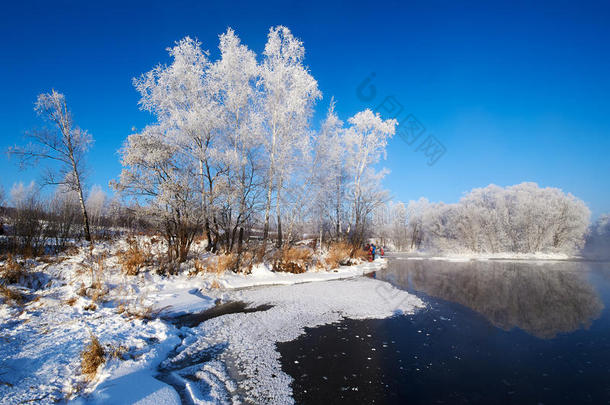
[335,175,342,238]
[276,214,282,248]
[74,172,91,242]
[262,180,273,243]
[236,227,244,271]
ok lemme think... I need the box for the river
[278,255,610,404]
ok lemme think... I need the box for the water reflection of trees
[379,259,604,339]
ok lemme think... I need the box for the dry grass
[216,254,238,273]
[118,238,152,276]
[83,303,97,311]
[77,283,87,297]
[324,241,353,269]
[64,296,78,306]
[272,246,313,274]
[0,285,24,305]
[121,305,160,320]
[78,252,108,303]
[81,335,105,381]
[63,245,81,256]
[89,281,107,303]
[324,241,368,269]
[0,254,27,285]
[193,258,206,274]
[193,254,238,275]
[237,251,257,274]
[351,246,370,261]
[109,344,128,360]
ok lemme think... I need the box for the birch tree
[133,37,216,221]
[208,28,262,252]
[343,109,396,244]
[113,125,202,262]
[259,25,321,248]
[8,90,93,241]
[312,100,348,239]
[0,186,4,235]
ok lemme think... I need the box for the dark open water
[278,256,610,404]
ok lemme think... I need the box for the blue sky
[1,0,609,216]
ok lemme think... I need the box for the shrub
[81,335,105,381]
[193,253,238,275]
[324,242,369,269]
[351,246,370,261]
[79,251,108,302]
[0,254,27,285]
[273,246,313,274]
[236,251,256,274]
[324,242,353,269]
[118,238,151,276]
[0,285,24,305]
[122,305,159,320]
[193,258,206,274]
[216,253,238,273]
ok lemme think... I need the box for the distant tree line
[0,182,144,255]
[374,183,592,255]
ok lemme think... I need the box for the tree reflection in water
[377,258,604,339]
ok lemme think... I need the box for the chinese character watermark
[357,72,446,166]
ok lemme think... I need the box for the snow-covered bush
[376,183,591,255]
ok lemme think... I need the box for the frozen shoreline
[0,250,422,405]
[389,251,578,262]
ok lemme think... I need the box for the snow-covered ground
[0,242,422,404]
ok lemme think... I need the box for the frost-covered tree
[126,37,217,261]
[113,125,202,263]
[129,31,265,256]
[114,26,399,260]
[208,28,262,252]
[393,183,591,254]
[48,185,81,251]
[8,90,93,241]
[86,185,108,237]
[259,26,321,248]
[0,185,5,235]
[343,109,396,244]
[133,38,214,216]
[312,100,349,240]
[405,198,432,250]
[388,201,409,250]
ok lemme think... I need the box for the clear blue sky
[1,0,609,216]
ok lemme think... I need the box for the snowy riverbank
[0,246,422,404]
[390,251,577,262]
